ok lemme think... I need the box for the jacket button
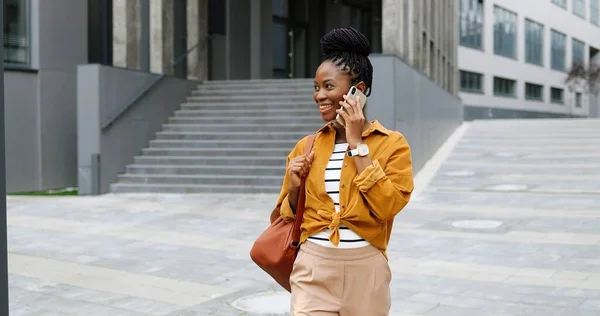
[341,184,345,188]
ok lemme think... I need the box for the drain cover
[486,184,528,191]
[452,220,503,229]
[231,291,290,314]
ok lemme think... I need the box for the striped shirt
[308,143,370,248]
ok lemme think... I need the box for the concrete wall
[33,0,87,190]
[459,0,600,118]
[4,70,41,192]
[77,64,198,195]
[3,0,87,193]
[369,54,463,172]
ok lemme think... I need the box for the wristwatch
[348,143,369,157]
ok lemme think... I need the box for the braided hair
[320,27,373,96]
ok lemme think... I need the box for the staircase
[110,79,324,194]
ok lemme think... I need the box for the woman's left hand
[337,94,365,148]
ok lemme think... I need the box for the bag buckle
[290,240,300,248]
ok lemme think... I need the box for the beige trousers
[289,241,392,316]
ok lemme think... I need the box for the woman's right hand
[288,151,315,190]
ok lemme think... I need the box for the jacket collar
[317,120,391,137]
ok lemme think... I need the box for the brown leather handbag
[249,134,316,292]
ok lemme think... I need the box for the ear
[355,81,367,94]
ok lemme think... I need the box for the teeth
[320,105,331,109]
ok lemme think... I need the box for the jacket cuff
[280,194,296,222]
[354,160,387,192]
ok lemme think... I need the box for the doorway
[271,0,310,79]
[271,0,381,79]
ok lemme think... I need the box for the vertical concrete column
[381,0,402,59]
[187,0,208,81]
[150,0,175,74]
[113,0,142,69]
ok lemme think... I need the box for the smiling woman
[269,27,415,316]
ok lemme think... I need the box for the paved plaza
[7,119,600,315]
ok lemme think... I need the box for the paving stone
[6,119,600,315]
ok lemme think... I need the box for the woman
[275,27,414,315]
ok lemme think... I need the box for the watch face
[358,144,369,156]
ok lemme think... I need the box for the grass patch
[9,187,78,196]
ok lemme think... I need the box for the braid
[320,27,373,96]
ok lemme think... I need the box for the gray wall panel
[4,71,41,192]
[77,65,198,194]
[369,54,463,174]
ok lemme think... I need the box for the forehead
[314,60,349,82]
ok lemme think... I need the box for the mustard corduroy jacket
[276,120,414,259]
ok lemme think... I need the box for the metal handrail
[101,38,206,131]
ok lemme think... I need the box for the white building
[458,0,600,119]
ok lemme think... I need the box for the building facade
[458,0,600,119]
[107,0,458,95]
[4,0,459,193]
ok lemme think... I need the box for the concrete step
[117,174,283,187]
[153,131,308,141]
[174,108,316,117]
[180,102,317,110]
[167,116,322,125]
[160,123,323,133]
[141,147,292,157]
[148,139,298,149]
[202,79,312,86]
[192,88,314,96]
[133,156,287,167]
[110,183,281,194]
[126,164,285,176]
[186,95,314,102]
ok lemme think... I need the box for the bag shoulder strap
[291,133,316,245]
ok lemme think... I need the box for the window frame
[493,5,518,60]
[459,0,484,50]
[550,87,565,104]
[459,70,484,94]
[525,18,544,66]
[3,0,32,68]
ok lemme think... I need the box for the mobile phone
[336,86,367,127]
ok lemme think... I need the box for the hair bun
[320,27,371,57]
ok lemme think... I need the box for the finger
[336,108,350,121]
[339,100,354,115]
[342,95,358,112]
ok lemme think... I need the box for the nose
[315,89,327,103]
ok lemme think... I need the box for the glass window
[493,6,517,59]
[460,70,484,93]
[591,0,600,25]
[573,0,586,18]
[4,0,29,66]
[493,77,516,97]
[572,38,586,65]
[525,83,544,101]
[551,30,566,71]
[575,92,582,107]
[552,0,567,9]
[459,0,484,49]
[525,19,544,66]
[551,87,564,104]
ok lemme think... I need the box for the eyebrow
[314,78,335,85]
